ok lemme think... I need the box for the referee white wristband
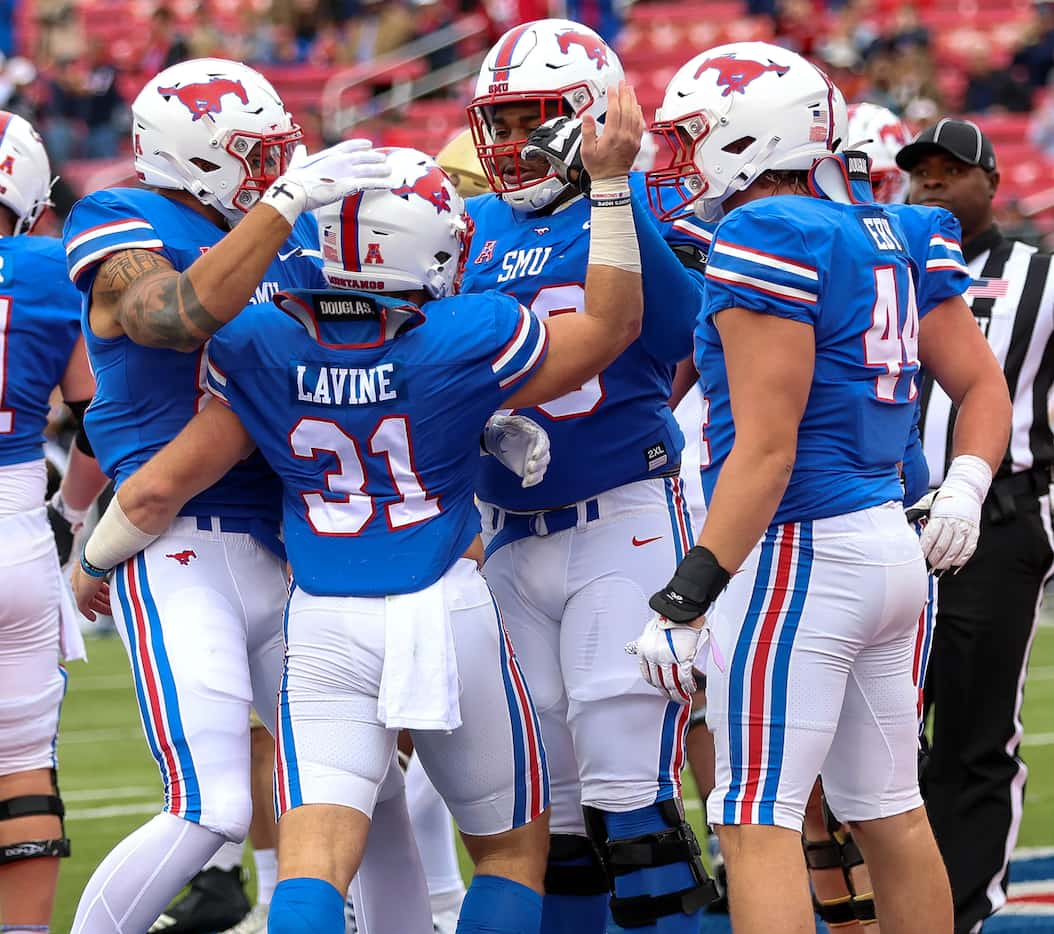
[588,175,641,275]
[83,495,160,574]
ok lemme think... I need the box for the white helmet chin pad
[501,175,569,213]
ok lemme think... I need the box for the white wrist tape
[259,176,307,227]
[943,454,993,504]
[83,495,160,572]
[588,175,641,274]
[50,490,90,529]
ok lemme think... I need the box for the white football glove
[260,139,391,225]
[918,454,992,571]
[626,615,707,704]
[482,414,551,489]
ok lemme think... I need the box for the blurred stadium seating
[20,0,1054,241]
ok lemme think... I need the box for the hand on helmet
[580,81,644,182]
[522,116,590,194]
[261,139,391,225]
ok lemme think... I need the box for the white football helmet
[847,102,912,203]
[312,149,471,300]
[132,58,302,225]
[647,41,847,222]
[467,18,624,212]
[0,112,54,234]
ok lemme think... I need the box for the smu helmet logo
[391,166,452,214]
[557,31,608,70]
[157,77,249,121]
[693,55,789,96]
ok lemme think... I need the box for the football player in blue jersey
[634,42,1012,934]
[60,58,394,934]
[463,19,717,934]
[0,110,109,934]
[70,97,649,934]
[797,103,941,931]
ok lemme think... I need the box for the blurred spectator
[42,59,80,164]
[963,45,1032,112]
[140,7,190,76]
[774,0,826,55]
[1012,0,1054,91]
[1000,201,1043,247]
[80,38,124,158]
[885,3,929,55]
[1029,75,1054,155]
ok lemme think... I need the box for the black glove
[523,116,591,195]
[48,501,76,566]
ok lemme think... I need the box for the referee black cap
[896,118,997,173]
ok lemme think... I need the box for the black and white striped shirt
[920,226,1054,486]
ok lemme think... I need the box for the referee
[899,119,1054,934]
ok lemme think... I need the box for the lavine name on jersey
[294,362,401,407]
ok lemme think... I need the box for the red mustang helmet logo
[391,166,452,214]
[557,31,608,71]
[165,549,198,566]
[693,55,789,96]
[157,78,249,121]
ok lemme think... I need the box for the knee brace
[583,801,718,928]
[687,705,707,734]
[803,798,876,926]
[0,770,70,865]
[544,834,609,896]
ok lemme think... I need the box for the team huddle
[0,15,1015,934]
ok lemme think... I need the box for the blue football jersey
[205,287,549,596]
[0,236,83,467]
[885,203,971,503]
[463,172,707,510]
[63,187,326,522]
[698,196,931,524]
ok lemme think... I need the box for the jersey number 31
[290,415,440,535]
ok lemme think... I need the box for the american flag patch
[967,278,1010,298]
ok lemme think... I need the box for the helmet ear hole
[722,136,755,154]
[190,156,221,172]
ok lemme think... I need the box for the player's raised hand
[581,81,644,181]
[261,139,392,225]
[72,562,112,621]
[626,614,707,704]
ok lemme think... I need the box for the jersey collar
[274,288,426,350]
[963,225,1003,265]
[808,151,875,205]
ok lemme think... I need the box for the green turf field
[48,618,1054,933]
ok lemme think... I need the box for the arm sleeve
[702,207,822,326]
[204,332,240,409]
[916,208,971,317]
[633,196,708,364]
[485,293,550,406]
[62,192,165,292]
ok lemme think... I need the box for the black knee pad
[687,704,708,734]
[583,800,718,928]
[804,797,873,927]
[544,833,609,896]
[0,771,70,864]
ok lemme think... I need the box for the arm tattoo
[94,250,224,352]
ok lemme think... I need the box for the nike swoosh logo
[632,535,663,547]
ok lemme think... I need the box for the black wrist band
[649,545,731,623]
